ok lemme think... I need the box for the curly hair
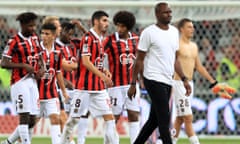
[16,12,37,24]
[113,11,136,30]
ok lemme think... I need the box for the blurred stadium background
[0,0,240,143]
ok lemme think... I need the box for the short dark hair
[16,12,37,24]
[113,11,136,30]
[41,23,56,33]
[177,18,192,30]
[155,2,168,14]
[91,10,108,26]
[61,22,75,31]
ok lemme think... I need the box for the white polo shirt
[138,24,179,86]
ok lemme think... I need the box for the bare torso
[174,39,198,81]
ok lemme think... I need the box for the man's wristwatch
[181,76,188,82]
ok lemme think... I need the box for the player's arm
[1,56,34,73]
[64,78,74,90]
[61,58,78,71]
[82,55,113,87]
[127,50,146,99]
[56,72,69,101]
[71,19,87,34]
[195,48,216,84]
[102,37,112,79]
[175,51,191,96]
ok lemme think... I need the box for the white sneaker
[156,139,163,144]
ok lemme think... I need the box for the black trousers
[134,77,172,144]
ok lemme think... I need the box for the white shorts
[70,90,113,118]
[172,80,194,116]
[108,85,140,115]
[11,76,40,115]
[39,98,60,117]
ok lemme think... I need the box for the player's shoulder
[143,24,155,32]
[190,41,198,50]
[5,34,20,47]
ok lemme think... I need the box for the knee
[127,110,139,122]
[19,113,30,124]
[60,111,68,124]
[103,114,115,121]
[49,114,60,125]
[183,115,193,123]
[175,117,184,124]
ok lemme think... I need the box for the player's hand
[103,69,112,79]
[101,75,113,88]
[71,19,86,33]
[183,81,191,96]
[128,85,136,100]
[62,91,70,103]
[211,83,236,99]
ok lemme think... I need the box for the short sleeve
[138,29,151,52]
[2,38,16,58]
[81,33,92,56]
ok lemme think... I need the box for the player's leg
[77,112,90,144]
[125,84,140,144]
[172,116,184,144]
[58,91,68,132]
[60,89,76,144]
[183,115,200,144]
[11,80,32,144]
[45,98,61,144]
[89,92,119,144]
[61,90,89,144]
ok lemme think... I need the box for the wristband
[209,81,218,89]
[181,76,188,82]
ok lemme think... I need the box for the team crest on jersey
[42,68,55,85]
[27,54,40,70]
[119,53,136,69]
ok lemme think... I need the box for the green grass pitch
[1,137,240,144]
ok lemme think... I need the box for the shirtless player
[172,18,217,144]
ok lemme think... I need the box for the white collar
[90,28,104,41]
[40,41,55,52]
[18,32,31,40]
[114,32,133,42]
[55,38,65,46]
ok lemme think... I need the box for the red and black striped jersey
[38,42,63,100]
[103,32,139,86]
[71,38,81,60]
[56,38,80,86]
[2,32,42,85]
[75,29,105,91]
